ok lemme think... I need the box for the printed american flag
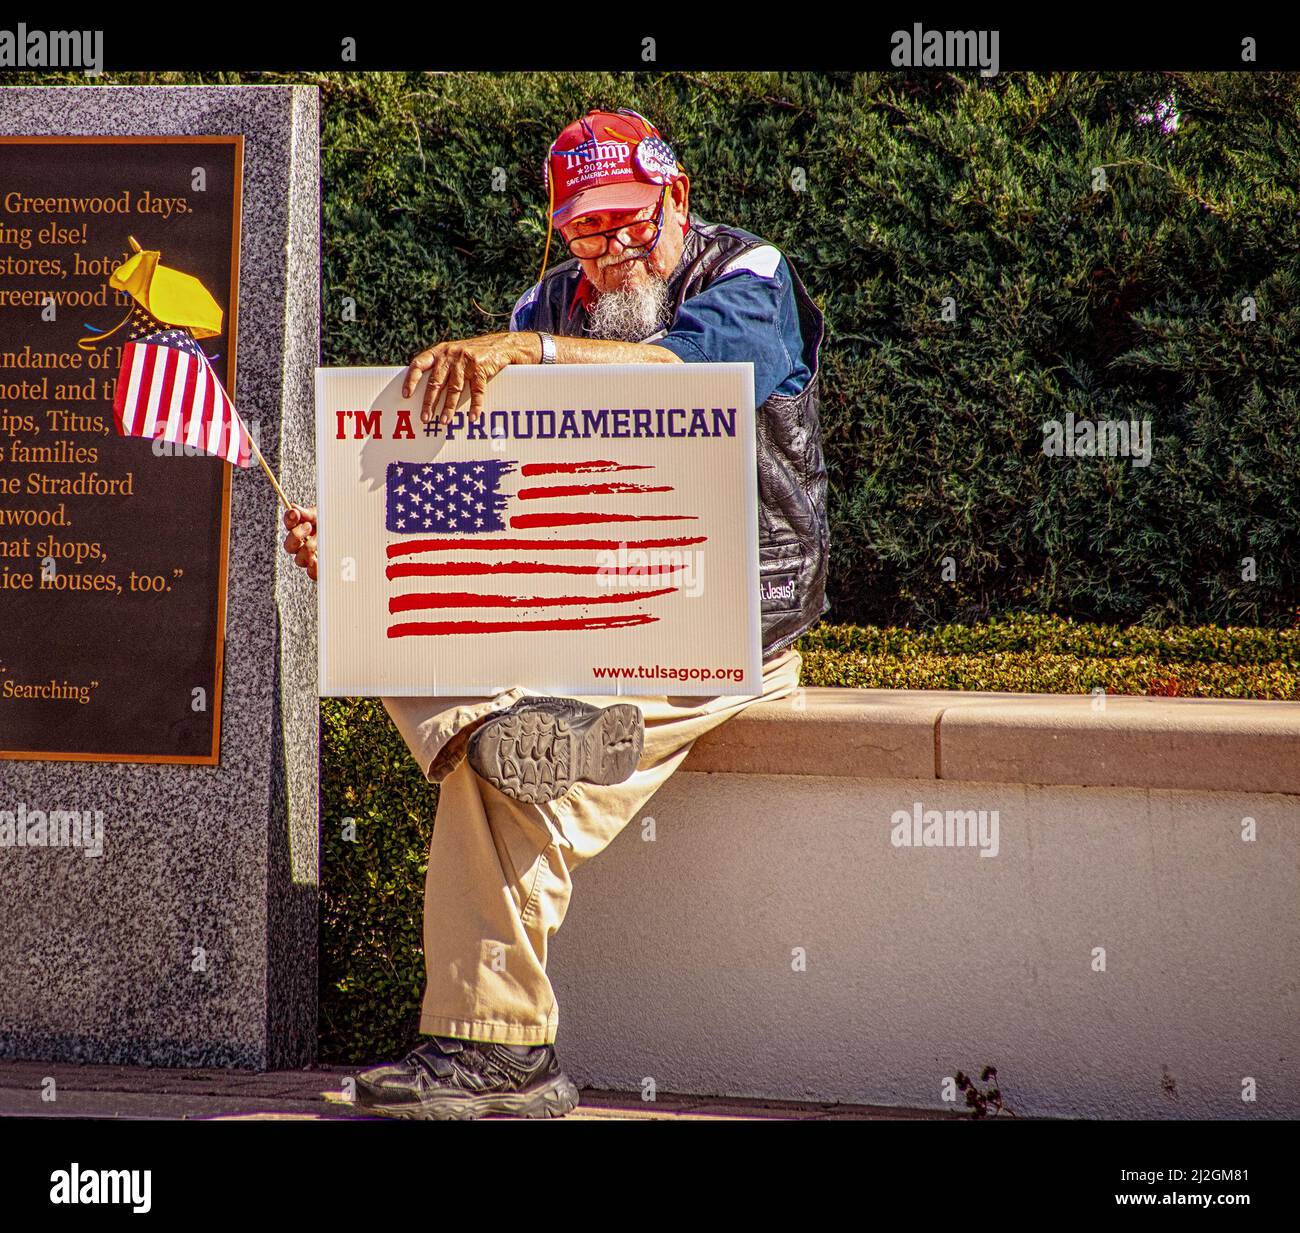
[111,304,250,467]
[383,457,709,638]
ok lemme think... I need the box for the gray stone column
[0,86,321,1069]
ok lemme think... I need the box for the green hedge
[319,697,438,1066]
[804,613,1300,667]
[319,613,1296,1062]
[23,71,1300,624]
[310,70,1300,628]
[800,615,1300,698]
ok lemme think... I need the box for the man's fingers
[281,502,318,580]
[284,503,317,532]
[404,349,435,400]
[422,350,452,424]
[467,360,489,422]
[284,504,318,554]
[410,336,522,423]
[439,358,468,425]
[284,526,312,555]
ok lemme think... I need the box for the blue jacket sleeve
[650,255,809,405]
[508,283,540,332]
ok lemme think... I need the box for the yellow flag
[109,236,224,339]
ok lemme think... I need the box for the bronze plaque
[0,136,242,764]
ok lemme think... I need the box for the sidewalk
[0,1060,957,1121]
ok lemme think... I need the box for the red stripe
[153,347,180,435]
[128,344,160,434]
[517,482,673,499]
[519,460,653,475]
[387,535,707,558]
[215,382,250,467]
[214,376,232,456]
[178,353,200,442]
[387,613,659,637]
[386,561,686,579]
[389,586,677,613]
[510,512,695,528]
[211,381,230,457]
[200,362,218,450]
[112,342,136,422]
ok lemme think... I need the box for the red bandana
[569,275,598,321]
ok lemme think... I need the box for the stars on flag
[386,458,514,534]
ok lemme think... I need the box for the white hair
[585,270,672,342]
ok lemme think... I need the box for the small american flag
[383,457,709,638]
[111,305,250,467]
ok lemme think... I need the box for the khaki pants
[381,646,802,1045]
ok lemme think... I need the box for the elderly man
[284,107,829,1119]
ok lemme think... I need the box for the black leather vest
[523,214,831,658]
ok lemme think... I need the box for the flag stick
[244,431,292,510]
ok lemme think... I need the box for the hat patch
[634,135,678,184]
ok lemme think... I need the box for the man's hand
[404,332,540,427]
[283,503,318,582]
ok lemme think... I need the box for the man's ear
[670,174,690,218]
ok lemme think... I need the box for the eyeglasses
[563,188,668,259]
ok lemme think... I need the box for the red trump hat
[545,108,683,224]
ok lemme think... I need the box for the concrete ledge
[681,688,947,780]
[551,686,1300,1117]
[682,688,1300,795]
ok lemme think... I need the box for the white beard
[585,262,673,342]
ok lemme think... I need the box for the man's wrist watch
[537,331,557,364]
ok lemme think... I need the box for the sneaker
[467,696,644,803]
[354,1035,579,1121]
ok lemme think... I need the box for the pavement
[0,1059,958,1121]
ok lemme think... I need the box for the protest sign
[316,363,761,696]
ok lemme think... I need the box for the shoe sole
[467,701,644,804]
[356,1072,580,1121]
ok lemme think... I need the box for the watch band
[537,331,557,364]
